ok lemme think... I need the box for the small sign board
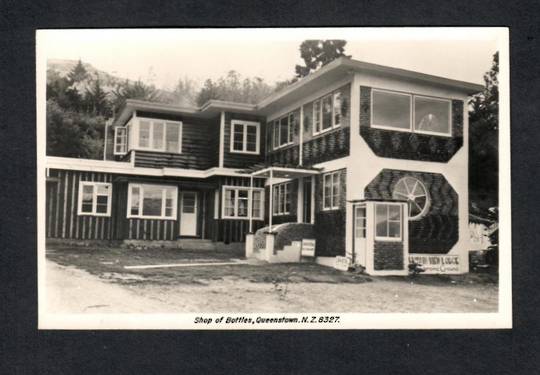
[301,239,316,257]
[408,254,461,274]
[334,256,351,271]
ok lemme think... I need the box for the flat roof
[114,57,484,125]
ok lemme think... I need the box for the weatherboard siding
[222,112,266,169]
[132,111,220,170]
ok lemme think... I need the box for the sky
[38,28,503,91]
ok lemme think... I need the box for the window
[392,176,430,220]
[313,91,342,135]
[127,184,177,219]
[372,89,411,131]
[371,88,452,136]
[222,186,264,220]
[375,203,402,241]
[323,171,340,210]
[333,92,342,127]
[114,127,127,155]
[136,118,182,153]
[414,96,451,135]
[272,182,292,215]
[230,120,260,154]
[354,205,366,239]
[78,182,112,216]
[272,113,295,149]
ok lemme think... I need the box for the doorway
[353,204,367,266]
[180,191,198,236]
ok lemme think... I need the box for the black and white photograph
[36,27,510,329]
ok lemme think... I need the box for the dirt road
[45,260,498,314]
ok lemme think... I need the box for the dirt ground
[45,245,499,313]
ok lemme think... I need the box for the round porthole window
[392,176,430,220]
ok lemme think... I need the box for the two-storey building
[44,57,483,275]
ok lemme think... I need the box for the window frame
[113,126,128,155]
[272,182,292,216]
[313,91,343,136]
[374,202,403,242]
[229,120,260,155]
[134,117,183,153]
[322,171,341,211]
[413,95,452,137]
[77,181,113,217]
[221,186,265,220]
[272,113,294,150]
[127,183,178,220]
[370,88,453,137]
[370,88,413,133]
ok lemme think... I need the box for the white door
[180,191,198,236]
[353,205,367,266]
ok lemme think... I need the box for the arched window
[392,177,430,220]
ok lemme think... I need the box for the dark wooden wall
[132,111,220,170]
[266,84,351,167]
[222,112,266,169]
[313,168,347,257]
[210,175,266,243]
[46,169,116,240]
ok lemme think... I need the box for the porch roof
[240,163,322,178]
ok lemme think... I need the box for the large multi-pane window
[222,186,264,220]
[371,88,451,136]
[78,182,112,216]
[273,112,295,149]
[272,182,292,215]
[323,171,341,210]
[230,120,260,154]
[136,118,183,153]
[375,203,402,241]
[127,184,177,219]
[313,91,342,135]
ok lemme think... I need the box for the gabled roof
[114,57,484,126]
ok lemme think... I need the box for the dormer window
[230,120,260,154]
[371,88,451,137]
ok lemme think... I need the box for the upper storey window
[272,113,295,150]
[114,117,183,155]
[230,120,260,154]
[313,91,342,135]
[138,119,183,153]
[371,89,451,137]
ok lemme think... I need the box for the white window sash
[113,126,127,155]
[374,203,403,242]
[323,171,340,210]
[222,186,264,220]
[272,114,294,150]
[77,181,112,217]
[230,120,260,154]
[370,88,453,137]
[135,117,183,153]
[127,183,178,220]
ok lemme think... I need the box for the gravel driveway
[45,246,498,314]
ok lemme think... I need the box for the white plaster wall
[347,72,471,273]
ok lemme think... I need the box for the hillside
[47,59,174,102]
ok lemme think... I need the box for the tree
[67,59,89,84]
[295,40,350,78]
[84,78,111,116]
[169,76,198,107]
[469,52,499,212]
[195,71,274,106]
[111,79,161,114]
[46,99,105,159]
